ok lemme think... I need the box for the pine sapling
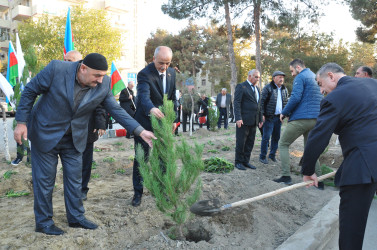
[136,95,204,239]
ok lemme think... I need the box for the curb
[276,195,340,250]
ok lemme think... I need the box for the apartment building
[0,0,146,83]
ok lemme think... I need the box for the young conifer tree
[207,100,219,131]
[136,95,204,239]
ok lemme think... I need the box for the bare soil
[0,124,342,249]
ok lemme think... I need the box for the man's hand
[263,115,265,122]
[258,122,263,128]
[94,129,106,137]
[14,123,28,145]
[129,95,133,100]
[236,120,243,128]
[139,130,157,147]
[303,174,318,188]
[150,107,165,119]
[280,114,286,123]
[172,123,177,133]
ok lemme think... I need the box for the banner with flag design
[110,62,126,96]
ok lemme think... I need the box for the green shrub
[203,157,234,173]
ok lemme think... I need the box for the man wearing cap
[259,71,289,164]
[273,59,323,186]
[132,46,177,207]
[14,53,156,235]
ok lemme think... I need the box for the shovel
[190,171,336,216]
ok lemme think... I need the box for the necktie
[160,74,166,94]
[252,85,258,102]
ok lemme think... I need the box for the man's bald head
[64,50,83,62]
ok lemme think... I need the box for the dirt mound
[0,125,340,249]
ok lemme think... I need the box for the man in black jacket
[233,69,263,170]
[198,93,209,130]
[119,81,136,117]
[259,71,289,164]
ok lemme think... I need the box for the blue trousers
[31,134,85,228]
[260,116,281,159]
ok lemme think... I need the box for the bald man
[64,50,83,62]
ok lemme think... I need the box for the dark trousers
[16,142,30,161]
[339,182,377,250]
[82,142,94,195]
[217,107,228,129]
[235,124,256,164]
[31,134,85,228]
[182,111,194,132]
[260,116,281,159]
[132,135,150,196]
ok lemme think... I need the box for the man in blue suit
[14,53,155,235]
[301,63,377,249]
[132,46,177,207]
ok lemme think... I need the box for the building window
[201,79,206,86]
[0,28,10,42]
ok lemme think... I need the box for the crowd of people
[10,44,377,249]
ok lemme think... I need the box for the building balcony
[105,0,128,13]
[0,0,9,12]
[12,5,32,21]
[0,19,10,28]
[0,40,8,49]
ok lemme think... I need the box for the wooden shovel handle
[221,172,336,210]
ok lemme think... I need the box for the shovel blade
[190,199,222,216]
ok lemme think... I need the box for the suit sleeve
[102,88,143,135]
[234,84,243,121]
[94,104,107,130]
[282,77,304,116]
[301,99,340,176]
[136,70,155,116]
[118,88,129,103]
[15,61,56,123]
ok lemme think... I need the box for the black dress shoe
[69,219,98,230]
[132,195,142,207]
[36,224,64,235]
[244,163,256,169]
[235,163,246,170]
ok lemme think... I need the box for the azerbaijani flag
[64,7,74,56]
[110,62,126,96]
[6,41,18,87]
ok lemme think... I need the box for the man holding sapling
[132,46,177,207]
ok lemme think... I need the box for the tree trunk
[253,0,262,89]
[1,103,11,162]
[224,1,237,100]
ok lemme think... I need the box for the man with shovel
[301,63,377,249]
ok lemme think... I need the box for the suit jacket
[233,81,262,126]
[87,104,107,143]
[301,76,377,186]
[16,60,141,153]
[133,62,177,131]
[216,93,232,115]
[119,87,136,116]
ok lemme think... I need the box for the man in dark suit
[233,69,263,170]
[14,53,156,235]
[216,88,232,129]
[132,46,177,207]
[301,63,377,249]
[64,50,107,201]
[119,80,136,117]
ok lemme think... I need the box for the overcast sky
[144,0,360,44]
